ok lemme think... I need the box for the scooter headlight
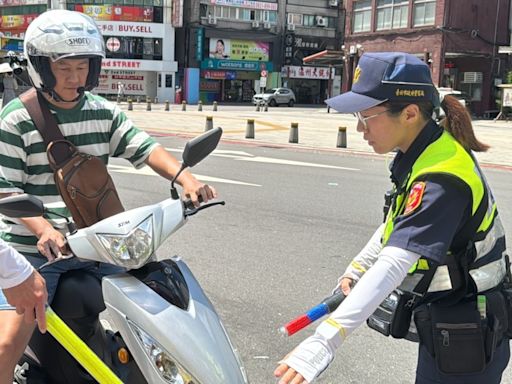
[97,216,153,269]
[129,320,199,384]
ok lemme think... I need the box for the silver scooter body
[65,197,249,383]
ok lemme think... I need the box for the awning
[303,50,345,66]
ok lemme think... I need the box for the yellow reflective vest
[382,130,506,294]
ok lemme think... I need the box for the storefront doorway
[223,79,254,102]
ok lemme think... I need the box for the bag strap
[19,88,75,167]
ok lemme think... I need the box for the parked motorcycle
[1,127,249,384]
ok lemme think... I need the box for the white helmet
[24,10,105,96]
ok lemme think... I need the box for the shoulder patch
[404,182,426,215]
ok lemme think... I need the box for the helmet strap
[44,87,85,103]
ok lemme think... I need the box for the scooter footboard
[102,258,248,384]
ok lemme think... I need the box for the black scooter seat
[51,270,106,319]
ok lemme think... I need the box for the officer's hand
[274,363,308,384]
[37,227,68,261]
[339,277,354,295]
[181,177,217,207]
[3,270,47,333]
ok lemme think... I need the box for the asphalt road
[109,135,512,384]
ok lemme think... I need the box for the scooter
[1,127,249,384]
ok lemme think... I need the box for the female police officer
[274,52,509,384]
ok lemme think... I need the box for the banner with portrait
[209,38,269,62]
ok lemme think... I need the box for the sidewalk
[120,102,512,170]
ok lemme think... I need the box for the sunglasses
[353,109,391,131]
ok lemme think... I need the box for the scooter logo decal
[404,182,425,215]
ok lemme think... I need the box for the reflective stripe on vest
[382,130,506,293]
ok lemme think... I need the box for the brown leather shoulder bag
[19,88,124,228]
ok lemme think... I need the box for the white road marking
[108,164,261,187]
[164,147,359,171]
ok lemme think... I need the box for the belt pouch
[430,300,486,375]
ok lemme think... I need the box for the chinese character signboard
[281,66,332,79]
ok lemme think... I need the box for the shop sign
[0,14,37,29]
[200,80,221,92]
[102,59,177,72]
[96,21,163,37]
[0,37,23,52]
[106,37,121,52]
[98,70,145,95]
[503,88,512,107]
[209,38,269,61]
[294,37,320,49]
[209,0,277,10]
[172,0,183,27]
[76,5,154,23]
[201,59,272,72]
[196,27,204,62]
[0,0,45,5]
[202,70,237,79]
[281,65,332,79]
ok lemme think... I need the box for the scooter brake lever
[184,201,225,217]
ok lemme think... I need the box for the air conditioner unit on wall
[263,22,272,29]
[252,21,260,28]
[329,0,339,7]
[208,15,217,25]
[287,23,295,31]
[316,16,327,27]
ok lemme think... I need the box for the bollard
[154,97,158,104]
[256,103,260,112]
[205,116,213,131]
[136,96,141,104]
[289,122,299,143]
[127,98,133,111]
[337,126,347,148]
[198,101,203,111]
[213,101,218,111]
[164,100,170,111]
[246,119,255,139]
[146,99,152,111]
[182,101,187,111]
[263,103,268,112]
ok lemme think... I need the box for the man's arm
[144,146,216,205]
[0,241,47,333]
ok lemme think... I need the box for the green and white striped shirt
[0,92,158,256]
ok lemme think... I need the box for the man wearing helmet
[0,10,216,382]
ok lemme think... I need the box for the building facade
[1,0,178,101]
[342,0,511,116]
[175,0,344,104]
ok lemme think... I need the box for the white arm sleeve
[338,224,384,284]
[0,239,34,289]
[282,246,420,383]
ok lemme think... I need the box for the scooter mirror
[0,194,45,218]
[182,127,222,168]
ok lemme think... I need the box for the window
[413,0,436,26]
[376,0,408,30]
[287,13,303,25]
[104,36,162,60]
[353,0,372,33]
[303,15,315,27]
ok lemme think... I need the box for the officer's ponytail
[440,95,489,152]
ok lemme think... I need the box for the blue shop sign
[201,59,272,72]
